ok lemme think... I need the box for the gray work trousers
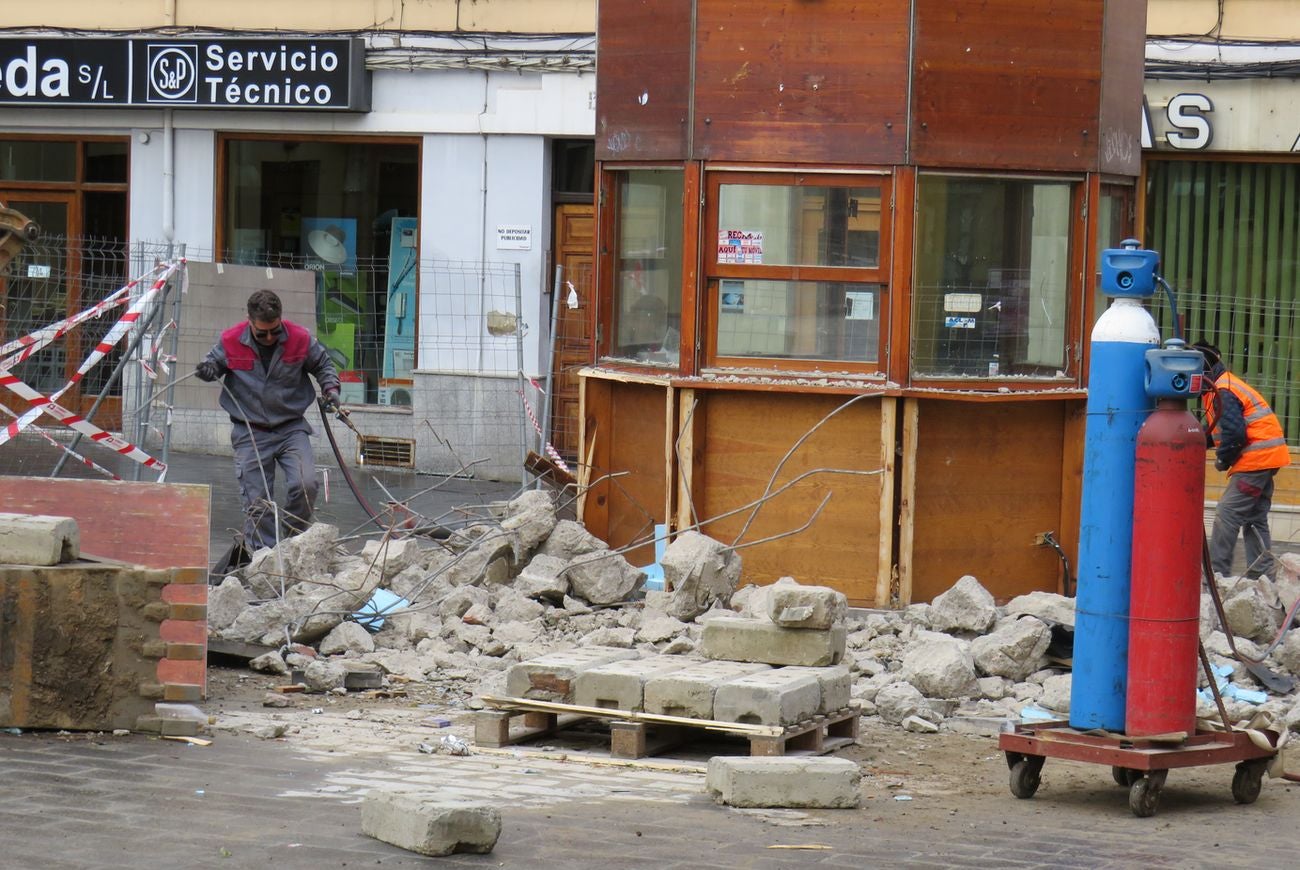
[1210,468,1278,578]
[231,422,319,551]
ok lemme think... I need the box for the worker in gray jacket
[196,289,341,553]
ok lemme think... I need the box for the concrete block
[0,513,79,565]
[712,669,821,726]
[767,583,847,629]
[505,647,640,702]
[1,563,168,731]
[361,793,501,857]
[701,617,846,667]
[706,757,861,808]
[779,665,853,713]
[573,657,693,711]
[642,660,771,719]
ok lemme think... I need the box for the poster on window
[718,230,763,265]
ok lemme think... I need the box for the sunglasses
[250,322,283,340]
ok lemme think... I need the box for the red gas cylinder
[1125,399,1206,737]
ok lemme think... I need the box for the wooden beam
[898,397,920,606]
[479,694,783,736]
[674,388,700,533]
[664,384,676,535]
[875,395,898,607]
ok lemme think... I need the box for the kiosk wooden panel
[586,380,670,567]
[694,391,884,605]
[911,0,1105,170]
[909,401,1068,602]
[595,0,694,160]
[692,0,910,164]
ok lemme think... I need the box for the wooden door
[549,203,594,459]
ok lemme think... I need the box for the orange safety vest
[1202,372,1292,474]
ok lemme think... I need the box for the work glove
[195,360,221,382]
[1214,457,1230,472]
[321,389,342,413]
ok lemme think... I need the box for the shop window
[221,137,419,405]
[0,140,75,182]
[913,175,1073,380]
[608,169,683,366]
[705,174,888,369]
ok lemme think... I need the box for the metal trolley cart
[999,721,1278,817]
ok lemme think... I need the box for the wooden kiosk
[580,0,1148,606]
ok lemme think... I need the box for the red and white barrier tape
[139,319,177,381]
[518,378,570,474]
[0,263,180,450]
[0,261,165,369]
[0,369,165,475]
[0,408,122,481]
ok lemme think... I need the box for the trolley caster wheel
[1128,770,1167,818]
[1112,766,1141,787]
[1009,756,1044,799]
[1232,759,1267,805]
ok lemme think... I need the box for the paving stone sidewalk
[3,726,1298,870]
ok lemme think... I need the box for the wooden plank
[910,400,1066,602]
[888,167,916,387]
[0,477,209,570]
[1096,0,1146,176]
[1058,400,1087,595]
[875,396,898,608]
[696,392,882,605]
[605,381,669,566]
[692,0,910,164]
[480,694,782,736]
[898,397,919,606]
[664,384,676,535]
[675,388,704,532]
[911,0,1104,170]
[595,0,693,159]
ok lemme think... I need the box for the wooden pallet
[475,695,860,760]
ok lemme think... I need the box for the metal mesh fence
[0,236,537,485]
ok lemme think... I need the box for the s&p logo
[146,44,198,103]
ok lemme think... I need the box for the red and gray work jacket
[201,319,340,431]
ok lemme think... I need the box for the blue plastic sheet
[354,588,409,631]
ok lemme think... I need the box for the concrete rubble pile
[205,490,1300,737]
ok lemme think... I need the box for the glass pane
[223,138,420,404]
[717,184,881,268]
[84,141,128,184]
[611,169,683,365]
[912,176,1072,379]
[716,280,879,362]
[0,140,75,182]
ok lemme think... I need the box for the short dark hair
[1191,339,1221,367]
[247,289,282,322]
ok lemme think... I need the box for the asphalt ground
[3,715,1299,870]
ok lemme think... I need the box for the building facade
[0,1,596,481]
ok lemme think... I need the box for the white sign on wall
[1143,79,1300,153]
[496,225,532,250]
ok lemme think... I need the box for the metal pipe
[537,263,563,489]
[158,244,185,469]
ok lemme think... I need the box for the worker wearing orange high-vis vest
[1192,341,1291,579]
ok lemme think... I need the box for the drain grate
[358,436,415,468]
